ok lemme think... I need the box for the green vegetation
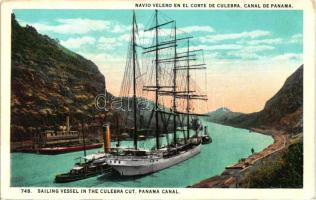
[241,141,303,188]
[10,14,107,141]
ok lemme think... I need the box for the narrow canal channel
[11,121,273,187]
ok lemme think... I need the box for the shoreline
[189,126,289,188]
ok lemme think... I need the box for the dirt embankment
[190,129,301,188]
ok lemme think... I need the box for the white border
[1,0,315,199]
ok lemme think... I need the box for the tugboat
[55,153,111,183]
[55,124,113,182]
[201,126,212,144]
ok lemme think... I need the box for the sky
[13,9,303,113]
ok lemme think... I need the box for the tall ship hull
[108,144,201,176]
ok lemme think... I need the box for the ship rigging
[106,10,209,176]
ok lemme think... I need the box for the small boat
[55,125,113,183]
[201,126,212,144]
[54,153,111,183]
[138,135,146,140]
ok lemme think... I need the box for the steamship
[105,10,208,176]
[33,116,102,154]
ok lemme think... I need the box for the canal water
[11,122,273,187]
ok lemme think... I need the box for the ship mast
[132,11,138,150]
[142,10,207,149]
[154,10,160,149]
[174,44,208,141]
[173,22,177,145]
[143,10,174,149]
[186,39,190,140]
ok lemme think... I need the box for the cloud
[190,44,273,52]
[20,18,111,35]
[200,30,271,43]
[112,23,143,33]
[194,44,274,60]
[111,24,130,33]
[136,25,213,47]
[97,37,118,50]
[110,23,146,33]
[237,33,302,46]
[246,38,283,45]
[118,34,132,42]
[138,25,214,44]
[288,34,303,44]
[244,45,275,51]
[60,36,96,49]
[177,44,274,61]
[225,45,274,60]
[21,17,141,35]
[78,51,123,65]
[204,44,243,50]
[99,37,118,46]
[185,44,243,52]
[97,34,131,50]
[273,53,303,61]
[181,26,214,33]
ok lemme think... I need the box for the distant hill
[207,107,243,123]
[208,65,303,132]
[11,14,106,141]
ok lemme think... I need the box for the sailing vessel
[106,10,208,176]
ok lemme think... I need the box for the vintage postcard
[1,0,315,199]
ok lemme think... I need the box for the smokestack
[106,124,111,153]
[102,124,111,153]
[102,125,106,153]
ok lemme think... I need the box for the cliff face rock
[11,14,106,141]
[257,65,303,127]
[208,65,303,131]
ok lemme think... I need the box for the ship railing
[106,155,160,160]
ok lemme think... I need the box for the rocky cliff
[208,65,303,132]
[11,14,106,141]
[257,65,303,130]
